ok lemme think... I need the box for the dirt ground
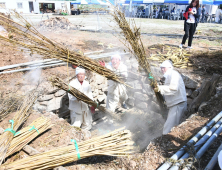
[0,14,222,170]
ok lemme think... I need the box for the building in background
[0,0,71,14]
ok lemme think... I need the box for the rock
[38,94,54,102]
[126,97,135,106]
[33,104,47,113]
[198,102,208,111]
[129,160,137,168]
[143,84,154,96]
[54,90,66,97]
[134,80,142,90]
[97,94,106,103]
[187,98,193,105]
[101,86,108,92]
[47,96,63,111]
[53,166,67,170]
[186,89,193,97]
[135,102,148,109]
[190,89,199,99]
[134,92,149,101]
[151,101,161,112]
[181,75,198,89]
[96,75,104,85]
[39,101,48,106]
[98,89,103,95]
[98,83,105,90]
[127,71,138,81]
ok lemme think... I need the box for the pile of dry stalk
[2,127,134,170]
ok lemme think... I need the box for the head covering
[111,54,121,61]
[160,60,173,68]
[75,67,85,75]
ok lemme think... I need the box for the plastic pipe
[169,117,222,170]
[184,123,222,170]
[0,63,66,74]
[157,111,222,170]
[0,59,55,71]
[204,143,222,170]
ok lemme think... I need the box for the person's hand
[99,60,105,67]
[188,11,194,15]
[90,106,95,114]
[72,65,78,69]
[154,86,160,92]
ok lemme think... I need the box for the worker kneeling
[105,54,128,112]
[68,67,95,130]
[155,60,187,135]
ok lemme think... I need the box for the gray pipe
[204,142,222,170]
[157,111,222,170]
[169,117,222,170]
[184,123,222,170]
[0,63,66,74]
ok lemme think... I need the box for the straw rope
[1,127,134,170]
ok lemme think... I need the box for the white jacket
[68,79,93,113]
[106,62,128,91]
[159,69,187,108]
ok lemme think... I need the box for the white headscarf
[111,54,121,61]
[160,60,173,68]
[75,67,85,75]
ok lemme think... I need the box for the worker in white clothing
[68,67,95,130]
[154,60,187,135]
[100,54,128,112]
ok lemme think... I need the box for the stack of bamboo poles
[50,76,120,120]
[5,116,52,158]
[0,91,38,164]
[1,127,134,170]
[111,7,165,107]
[0,12,124,85]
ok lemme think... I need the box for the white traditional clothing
[215,9,222,23]
[106,62,128,112]
[159,66,187,135]
[68,78,93,130]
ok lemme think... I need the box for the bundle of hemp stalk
[5,116,52,158]
[50,76,120,120]
[0,12,124,85]
[0,94,22,122]
[0,91,38,165]
[111,7,165,107]
[1,127,134,170]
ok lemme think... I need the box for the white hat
[111,54,121,61]
[160,60,173,68]
[75,67,85,75]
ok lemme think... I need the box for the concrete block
[47,96,63,111]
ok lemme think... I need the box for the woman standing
[179,0,201,49]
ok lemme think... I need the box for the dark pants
[182,22,195,47]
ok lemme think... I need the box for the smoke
[92,53,165,151]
